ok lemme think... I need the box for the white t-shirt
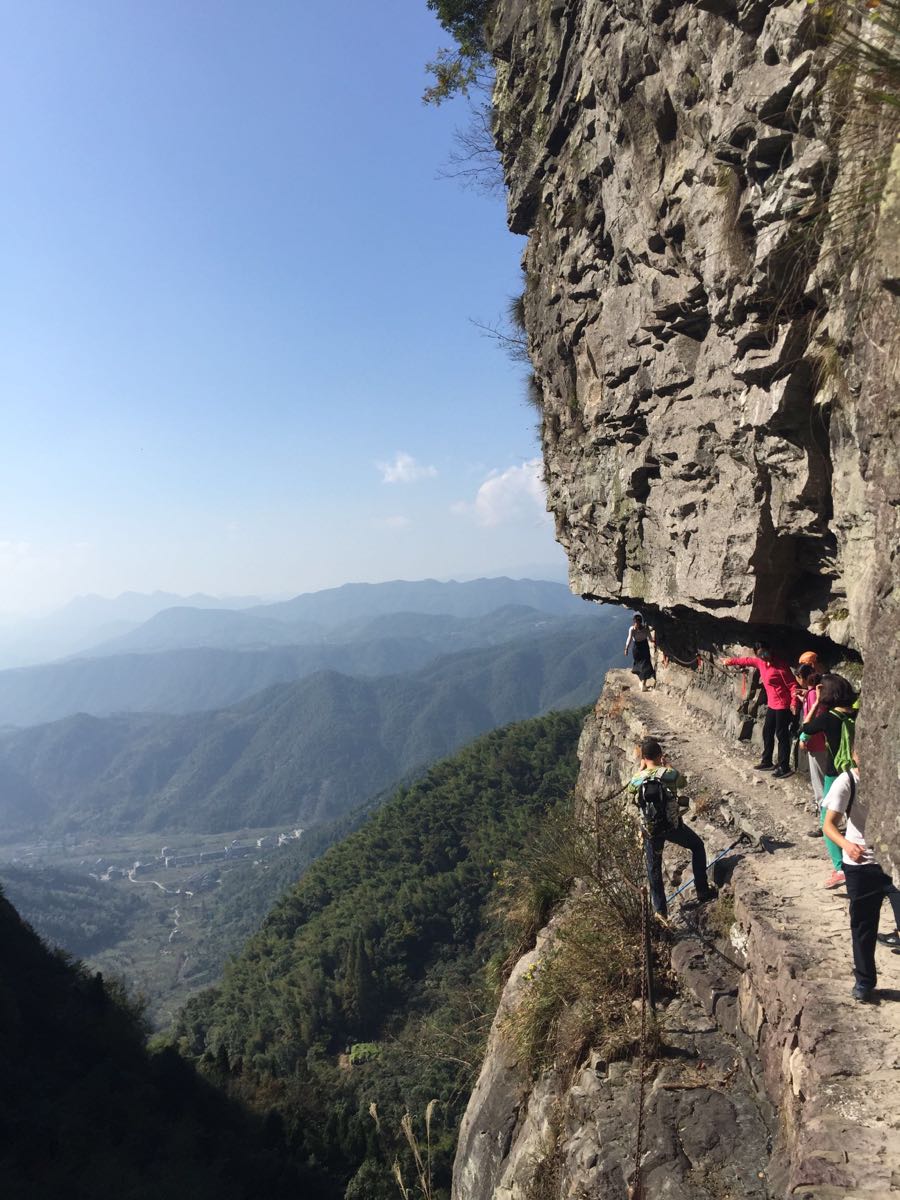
[824,769,872,867]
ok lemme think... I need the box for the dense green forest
[0,863,145,956]
[185,796,387,987]
[0,888,324,1200]
[0,623,618,836]
[172,709,586,1199]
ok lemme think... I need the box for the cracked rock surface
[489,0,900,874]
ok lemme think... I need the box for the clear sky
[1,0,564,615]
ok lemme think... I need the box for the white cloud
[377,452,438,484]
[0,540,34,566]
[453,458,549,527]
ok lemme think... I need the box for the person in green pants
[799,673,858,889]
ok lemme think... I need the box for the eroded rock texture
[489,0,900,866]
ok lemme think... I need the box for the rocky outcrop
[488,0,899,865]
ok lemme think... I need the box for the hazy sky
[2,0,564,616]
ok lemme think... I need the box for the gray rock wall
[488,0,900,871]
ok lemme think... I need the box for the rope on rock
[660,648,700,669]
[627,885,651,1200]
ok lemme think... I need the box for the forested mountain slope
[0,887,321,1200]
[0,621,621,836]
[171,710,586,1200]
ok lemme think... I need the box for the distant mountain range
[0,607,610,728]
[0,577,580,670]
[0,618,626,837]
[0,590,263,670]
[0,578,605,728]
[78,577,589,656]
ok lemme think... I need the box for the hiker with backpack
[721,642,798,778]
[823,753,900,1002]
[799,673,859,889]
[628,737,715,917]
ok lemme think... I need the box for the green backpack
[830,710,856,773]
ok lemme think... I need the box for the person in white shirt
[824,758,900,1002]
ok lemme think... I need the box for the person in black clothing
[628,737,715,917]
[823,755,900,1001]
[624,614,656,692]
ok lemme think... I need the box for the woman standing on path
[624,614,656,692]
[721,642,797,778]
[796,663,828,815]
[800,673,858,890]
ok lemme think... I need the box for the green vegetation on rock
[171,709,587,1198]
[424,0,494,103]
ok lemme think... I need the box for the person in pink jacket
[796,663,828,814]
[722,642,798,778]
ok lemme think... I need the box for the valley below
[1,579,625,1035]
[1,822,324,1027]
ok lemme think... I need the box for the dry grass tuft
[499,792,663,1076]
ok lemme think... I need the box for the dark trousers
[844,862,900,989]
[644,822,710,917]
[761,707,792,771]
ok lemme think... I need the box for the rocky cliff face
[450,2,899,1193]
[487,0,899,869]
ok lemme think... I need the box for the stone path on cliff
[624,672,900,1194]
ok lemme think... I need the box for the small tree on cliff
[424,0,494,104]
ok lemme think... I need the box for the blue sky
[1,0,564,614]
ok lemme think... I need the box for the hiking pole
[665,833,751,905]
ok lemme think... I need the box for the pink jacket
[725,656,797,710]
[799,688,827,753]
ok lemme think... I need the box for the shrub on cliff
[424,0,494,103]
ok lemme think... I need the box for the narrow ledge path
[613,669,900,1197]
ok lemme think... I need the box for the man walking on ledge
[722,642,798,778]
[629,737,715,918]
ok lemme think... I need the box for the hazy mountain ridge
[0,590,263,670]
[0,600,617,729]
[0,621,624,837]
[241,576,588,626]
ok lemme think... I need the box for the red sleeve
[725,656,761,669]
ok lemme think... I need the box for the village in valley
[0,823,308,1027]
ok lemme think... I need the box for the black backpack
[638,772,677,836]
